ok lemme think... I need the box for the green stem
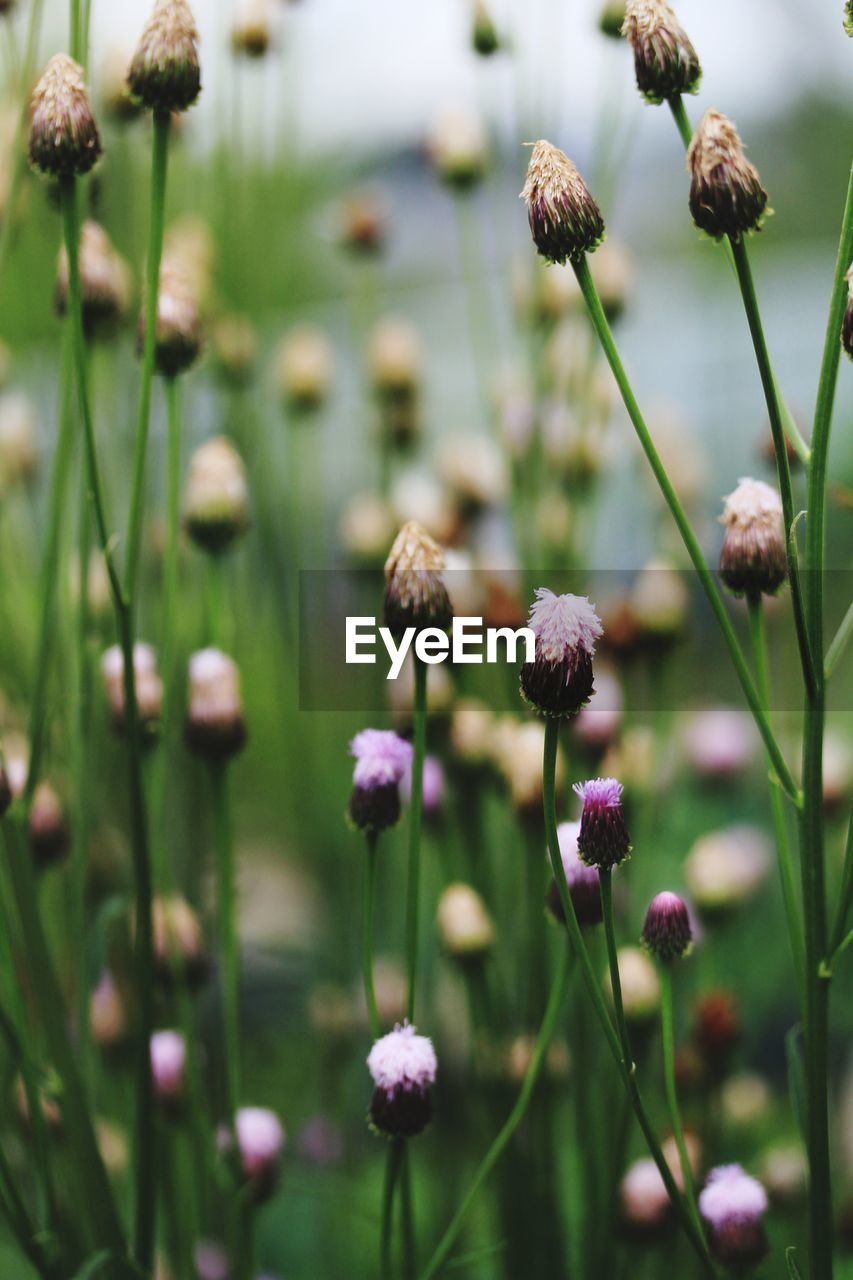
[572,256,801,806]
[825,597,853,680]
[728,238,815,693]
[419,942,571,1280]
[542,721,715,1277]
[746,594,806,1009]
[826,812,853,965]
[400,1144,417,1280]
[125,109,171,603]
[212,762,242,1118]
[73,398,94,1095]
[362,831,381,1039]
[0,0,45,303]
[381,1139,404,1280]
[659,964,703,1241]
[405,657,428,1022]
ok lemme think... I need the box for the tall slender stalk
[362,831,381,1039]
[419,941,571,1280]
[381,1139,405,1280]
[0,0,45,303]
[212,761,242,1119]
[659,964,703,1240]
[572,255,800,806]
[746,594,806,1008]
[405,657,428,1021]
[541,720,715,1276]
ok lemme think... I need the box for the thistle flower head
[350,729,413,790]
[699,1165,769,1268]
[29,781,69,869]
[185,648,246,761]
[620,1157,670,1232]
[623,0,701,104]
[687,109,768,241]
[100,641,164,739]
[183,437,250,554]
[274,325,334,412]
[128,0,201,113]
[55,221,131,337]
[718,476,786,597]
[521,588,603,718]
[546,820,603,926]
[520,141,605,264]
[141,265,202,378]
[641,890,693,961]
[151,894,208,984]
[383,520,453,637]
[842,264,853,359]
[574,776,632,869]
[232,1,273,58]
[150,1030,187,1101]
[235,1107,285,1183]
[29,54,102,178]
[367,1023,437,1138]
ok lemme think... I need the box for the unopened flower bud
[234,1107,285,1199]
[631,556,688,645]
[688,109,768,241]
[56,221,131,337]
[429,107,488,190]
[521,588,603,718]
[605,946,660,1023]
[29,781,69,869]
[368,317,422,402]
[128,0,201,114]
[90,969,129,1049]
[620,1157,670,1234]
[210,313,257,387]
[521,140,605,265]
[29,54,102,179]
[436,883,494,960]
[574,776,631,869]
[599,1,626,37]
[719,477,786,596]
[232,1,272,58]
[450,698,495,770]
[348,729,413,833]
[186,649,247,761]
[338,191,387,255]
[383,520,453,638]
[699,1165,769,1269]
[472,0,500,55]
[0,392,39,490]
[842,265,853,359]
[682,707,757,780]
[437,434,508,513]
[151,894,208,985]
[623,0,701,104]
[547,820,602,926]
[151,1030,187,1103]
[367,1023,437,1138]
[100,642,164,741]
[141,266,202,378]
[685,825,770,916]
[274,325,334,413]
[641,891,692,961]
[494,719,565,820]
[183,436,249,554]
[339,492,396,564]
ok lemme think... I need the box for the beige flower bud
[29,54,102,178]
[274,325,334,413]
[56,220,132,337]
[521,140,605,264]
[128,0,201,113]
[183,436,250,554]
[185,649,247,761]
[436,883,495,960]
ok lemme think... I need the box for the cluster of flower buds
[641,891,692,961]
[183,436,250,554]
[699,1164,769,1268]
[367,1023,437,1138]
[141,264,202,378]
[128,0,201,114]
[100,642,164,742]
[29,54,102,179]
[718,477,786,597]
[687,110,768,241]
[348,729,413,833]
[521,141,605,265]
[436,883,495,962]
[274,325,334,414]
[55,221,132,338]
[383,520,453,637]
[150,1029,187,1107]
[547,820,602,927]
[185,649,247,761]
[521,588,603,718]
[623,0,701,104]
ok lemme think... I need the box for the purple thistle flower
[641,891,693,961]
[348,729,414,834]
[367,1022,437,1139]
[520,588,603,719]
[235,1106,285,1201]
[547,820,602,927]
[699,1164,769,1268]
[574,777,632,870]
[150,1029,187,1103]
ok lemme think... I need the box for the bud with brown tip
[185,649,247,761]
[842,265,853,359]
[29,54,102,178]
[56,221,132,338]
[383,521,453,638]
[183,436,250,554]
[687,109,768,241]
[623,0,701,104]
[520,140,605,265]
[719,477,786,598]
[139,266,202,378]
[128,0,201,114]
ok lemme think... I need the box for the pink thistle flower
[547,820,602,927]
[699,1164,769,1268]
[150,1030,187,1102]
[641,891,692,961]
[348,729,414,834]
[235,1106,285,1198]
[521,588,603,719]
[574,777,632,869]
[367,1022,437,1138]
[401,754,445,816]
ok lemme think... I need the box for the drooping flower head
[622,0,701,104]
[546,820,602,927]
[348,729,413,833]
[574,777,632,869]
[235,1106,285,1200]
[641,891,693,961]
[698,1164,769,1268]
[687,109,768,241]
[383,520,453,638]
[29,54,102,178]
[128,0,201,113]
[520,141,605,265]
[367,1023,437,1138]
[520,588,603,718]
[718,477,786,597]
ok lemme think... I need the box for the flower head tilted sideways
[520,588,603,718]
